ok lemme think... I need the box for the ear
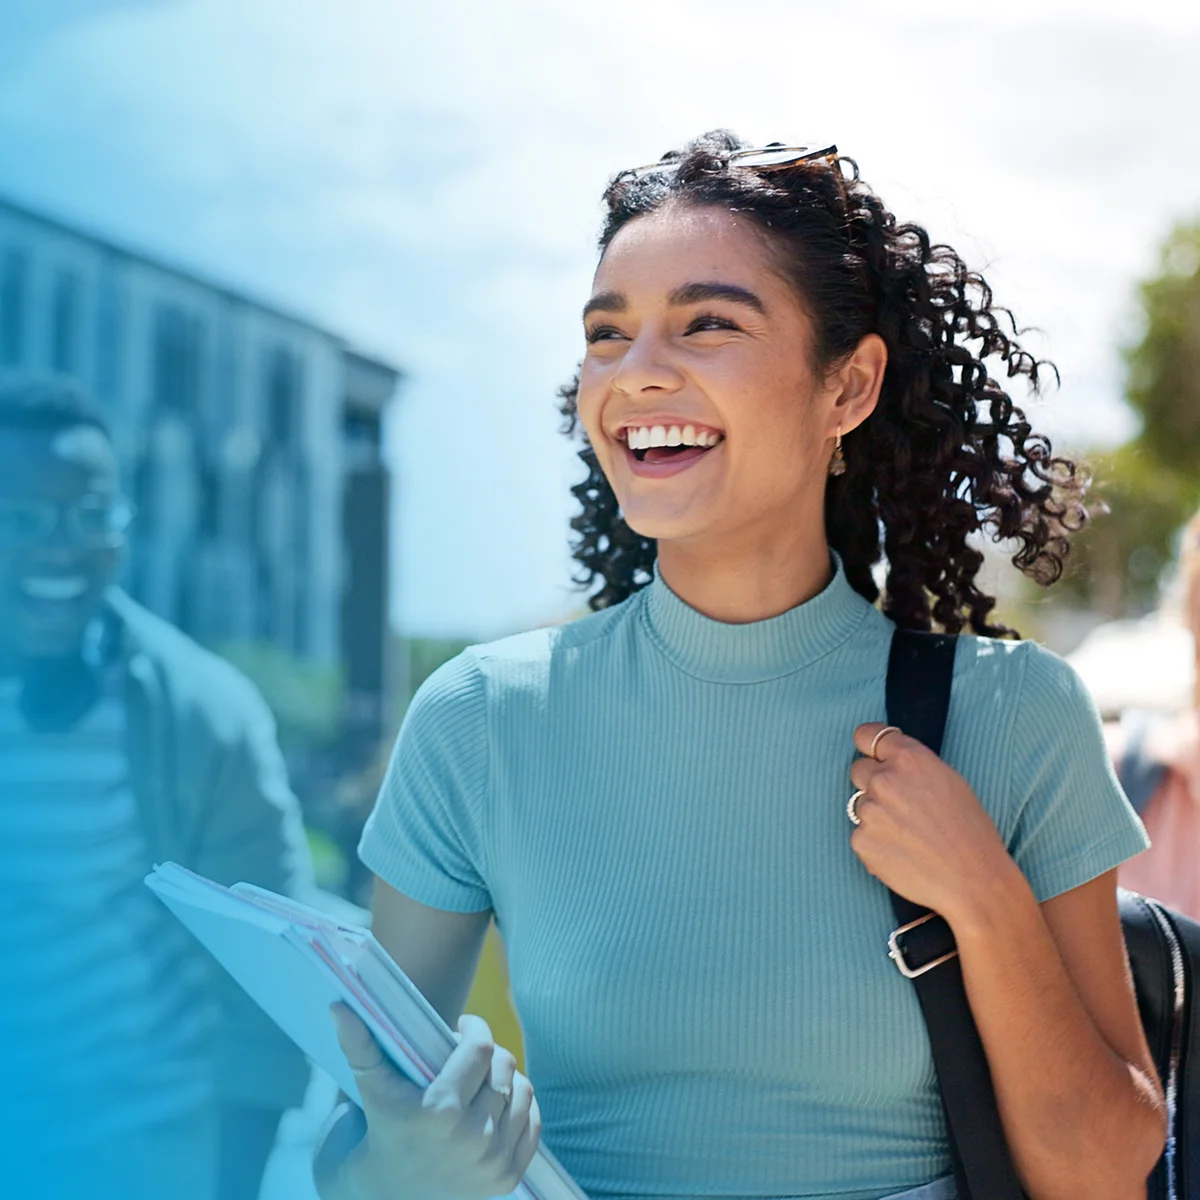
[826,333,887,437]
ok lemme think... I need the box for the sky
[0,0,1198,637]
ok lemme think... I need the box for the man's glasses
[0,493,136,549]
[621,141,838,181]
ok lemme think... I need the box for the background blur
[2,1,1198,1193]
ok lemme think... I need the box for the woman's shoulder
[951,632,1089,712]
[415,593,643,713]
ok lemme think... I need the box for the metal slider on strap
[887,911,959,979]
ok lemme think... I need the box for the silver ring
[495,1083,512,1106]
[869,725,902,760]
[847,789,866,826]
[350,1059,390,1079]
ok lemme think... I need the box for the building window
[152,302,205,413]
[51,269,82,373]
[94,262,123,402]
[263,343,303,447]
[1,249,28,366]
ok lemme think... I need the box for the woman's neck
[655,527,834,624]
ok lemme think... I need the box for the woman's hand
[848,722,1019,924]
[327,1003,541,1200]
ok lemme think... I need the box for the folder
[145,862,587,1200]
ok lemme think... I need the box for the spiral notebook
[145,862,587,1200]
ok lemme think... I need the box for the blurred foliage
[305,825,351,892]
[214,640,345,746]
[332,636,474,905]
[1056,218,1200,617]
[403,635,474,704]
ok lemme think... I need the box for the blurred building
[0,193,400,760]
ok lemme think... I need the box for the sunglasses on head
[621,141,839,181]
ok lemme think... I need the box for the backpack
[886,629,1200,1200]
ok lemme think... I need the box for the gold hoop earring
[828,429,846,477]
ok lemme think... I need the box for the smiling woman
[559,135,1082,622]
[322,131,1166,1200]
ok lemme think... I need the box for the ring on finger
[869,725,901,760]
[847,789,867,826]
[350,1059,390,1078]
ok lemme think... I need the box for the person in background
[1113,508,1200,920]
[0,374,313,1200]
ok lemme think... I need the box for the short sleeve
[358,650,492,913]
[1007,643,1150,903]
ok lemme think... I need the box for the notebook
[145,862,587,1200]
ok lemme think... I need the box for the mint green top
[359,556,1148,1200]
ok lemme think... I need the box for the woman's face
[576,203,856,550]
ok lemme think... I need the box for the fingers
[508,1087,542,1179]
[329,1003,419,1112]
[849,755,883,793]
[853,722,911,760]
[422,1014,495,1117]
[331,1002,385,1073]
[466,1049,520,1155]
[489,1044,518,1101]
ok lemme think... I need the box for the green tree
[1059,218,1200,616]
[214,640,345,748]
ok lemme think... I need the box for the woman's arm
[954,864,1164,1200]
[370,878,493,1025]
[849,724,1166,1200]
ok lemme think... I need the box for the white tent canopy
[1066,615,1193,720]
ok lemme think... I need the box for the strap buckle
[887,911,959,979]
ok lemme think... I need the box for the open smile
[618,421,724,478]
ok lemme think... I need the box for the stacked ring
[847,789,866,826]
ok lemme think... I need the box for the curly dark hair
[557,131,1086,636]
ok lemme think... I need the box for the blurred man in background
[0,375,313,1200]
[1111,507,1200,920]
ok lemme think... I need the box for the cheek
[574,366,613,456]
[84,546,121,586]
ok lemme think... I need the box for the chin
[15,626,91,662]
[622,509,712,545]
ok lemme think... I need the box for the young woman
[316,133,1167,1200]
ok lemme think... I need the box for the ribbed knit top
[359,556,1148,1200]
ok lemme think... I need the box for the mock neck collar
[640,552,870,683]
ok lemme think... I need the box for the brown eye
[686,315,738,334]
[585,325,626,344]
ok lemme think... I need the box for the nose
[610,326,684,397]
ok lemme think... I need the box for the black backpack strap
[885,629,1027,1200]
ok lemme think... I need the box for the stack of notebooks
[145,862,586,1200]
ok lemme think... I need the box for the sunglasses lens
[733,144,836,169]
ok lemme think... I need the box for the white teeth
[22,576,88,600]
[623,424,723,449]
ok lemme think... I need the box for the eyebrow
[669,281,766,313]
[581,280,767,322]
